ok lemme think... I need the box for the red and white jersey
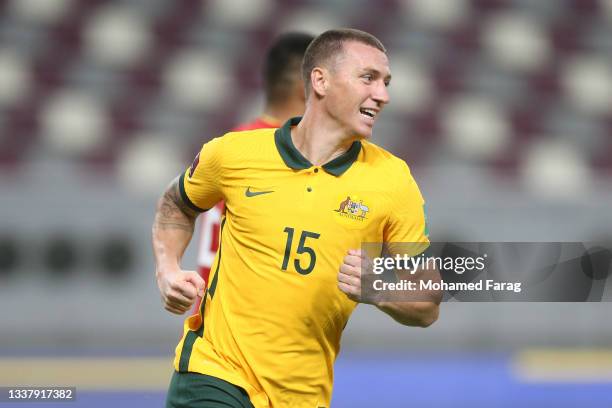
[196,202,223,286]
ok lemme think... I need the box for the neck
[291,108,356,166]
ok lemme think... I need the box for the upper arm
[159,176,200,222]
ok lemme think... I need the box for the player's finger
[337,271,355,286]
[338,281,359,300]
[164,303,187,315]
[166,289,195,308]
[338,270,361,288]
[174,281,198,300]
[339,262,360,277]
[339,278,360,292]
[343,254,362,268]
[348,249,363,257]
[183,271,206,296]
[337,281,352,294]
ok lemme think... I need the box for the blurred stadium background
[1,0,612,406]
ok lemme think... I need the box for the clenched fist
[157,269,205,315]
[338,249,375,304]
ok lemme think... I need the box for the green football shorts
[166,371,255,408]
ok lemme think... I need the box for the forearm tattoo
[154,179,197,232]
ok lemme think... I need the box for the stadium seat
[0,0,608,192]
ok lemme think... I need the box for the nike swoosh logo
[245,186,274,197]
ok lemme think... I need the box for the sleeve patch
[188,152,200,178]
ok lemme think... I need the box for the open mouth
[359,108,377,119]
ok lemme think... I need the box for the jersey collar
[274,116,361,176]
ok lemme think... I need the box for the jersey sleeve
[179,136,224,212]
[383,161,430,256]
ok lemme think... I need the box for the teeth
[360,108,376,118]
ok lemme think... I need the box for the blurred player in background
[196,32,314,295]
[153,28,439,408]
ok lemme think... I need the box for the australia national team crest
[334,195,370,221]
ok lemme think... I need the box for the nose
[372,80,390,106]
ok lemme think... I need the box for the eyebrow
[362,67,392,82]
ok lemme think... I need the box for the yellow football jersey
[174,117,429,408]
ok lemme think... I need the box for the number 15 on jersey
[281,227,320,275]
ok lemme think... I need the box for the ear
[310,67,328,97]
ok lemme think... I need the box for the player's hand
[157,268,205,315]
[338,249,374,304]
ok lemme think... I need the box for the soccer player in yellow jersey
[195,32,314,310]
[153,28,440,408]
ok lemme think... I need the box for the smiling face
[323,41,391,139]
